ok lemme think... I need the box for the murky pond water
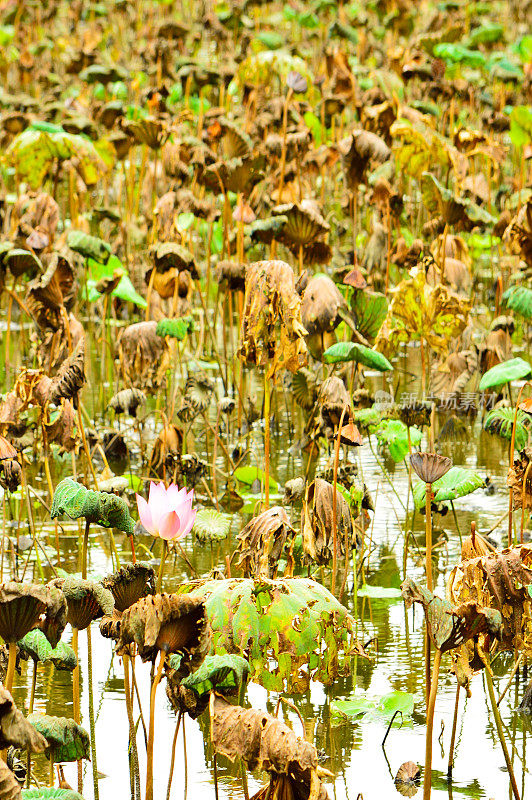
[2,321,529,800]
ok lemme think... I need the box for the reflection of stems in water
[72,625,83,793]
[423,647,441,800]
[124,654,141,800]
[146,651,166,800]
[26,658,38,786]
[485,668,520,800]
[166,711,182,800]
[447,683,460,779]
[368,439,405,510]
[497,653,524,707]
[87,625,99,800]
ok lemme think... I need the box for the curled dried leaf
[237,506,296,579]
[117,321,171,391]
[0,684,47,752]
[301,478,355,566]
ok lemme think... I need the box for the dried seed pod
[410,452,452,484]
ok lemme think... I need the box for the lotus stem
[26,658,38,787]
[331,407,348,597]
[72,626,83,794]
[145,650,166,800]
[49,754,54,788]
[447,683,460,779]
[485,667,520,800]
[264,368,271,508]
[425,483,433,591]
[82,520,90,580]
[5,642,17,694]
[156,539,168,593]
[277,87,293,199]
[166,712,182,800]
[423,647,441,800]
[124,654,141,800]
[87,625,99,800]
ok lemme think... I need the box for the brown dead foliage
[117,320,170,390]
[117,593,211,669]
[0,684,48,752]
[508,447,532,510]
[301,478,355,566]
[448,546,532,653]
[237,506,296,579]
[238,260,308,376]
[212,696,329,800]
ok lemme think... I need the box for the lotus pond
[0,1,531,800]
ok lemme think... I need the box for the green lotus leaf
[193,508,231,544]
[331,690,413,722]
[351,290,388,342]
[18,629,52,663]
[484,407,530,450]
[85,255,147,308]
[26,715,90,763]
[155,317,194,341]
[51,478,135,535]
[323,341,392,371]
[413,466,484,509]
[178,577,366,691]
[479,357,532,391]
[502,285,532,320]
[179,654,249,700]
[22,789,85,799]
[6,124,107,189]
[67,231,111,263]
[374,419,422,462]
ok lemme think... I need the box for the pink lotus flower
[136,482,196,541]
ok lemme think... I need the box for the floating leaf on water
[331,690,413,722]
[27,715,90,763]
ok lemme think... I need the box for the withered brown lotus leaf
[39,584,67,648]
[216,118,252,159]
[426,257,471,295]
[99,609,123,642]
[0,583,50,643]
[151,242,197,276]
[504,200,532,270]
[478,328,512,375]
[57,576,115,631]
[123,116,168,149]
[317,376,350,430]
[431,349,478,398]
[47,338,85,405]
[212,696,329,800]
[148,423,184,480]
[199,154,265,195]
[117,593,211,668]
[300,275,347,336]
[0,436,20,493]
[447,546,532,653]
[0,684,47,752]
[117,321,171,390]
[238,260,308,375]
[338,421,363,447]
[339,129,391,188]
[301,478,355,565]
[237,506,296,579]
[401,578,501,653]
[394,761,420,797]
[0,758,22,800]
[109,130,133,161]
[508,448,532,510]
[409,452,452,484]
[39,313,85,375]
[177,373,215,423]
[216,260,246,292]
[108,388,146,418]
[398,401,432,429]
[274,200,329,247]
[461,524,494,562]
[102,563,155,612]
[26,253,75,325]
[291,368,318,411]
[11,192,59,247]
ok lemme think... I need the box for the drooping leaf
[0,685,48,752]
[502,285,532,320]
[234,466,278,492]
[193,508,231,544]
[484,407,530,450]
[374,420,422,463]
[67,231,111,263]
[51,477,135,535]
[322,342,392,371]
[179,654,249,700]
[351,290,388,341]
[155,317,194,341]
[177,577,366,691]
[413,466,484,509]
[27,715,90,762]
[401,578,502,652]
[478,357,532,391]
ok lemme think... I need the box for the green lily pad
[413,466,484,509]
